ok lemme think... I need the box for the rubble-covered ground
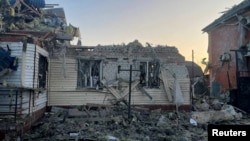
[23,106,206,141]
[18,99,250,141]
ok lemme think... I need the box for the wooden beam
[160,68,173,102]
[139,87,153,100]
[120,80,139,99]
[20,0,42,17]
[101,79,121,99]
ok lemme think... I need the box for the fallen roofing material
[0,1,80,140]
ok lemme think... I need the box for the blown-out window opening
[38,54,48,88]
[140,61,160,88]
[77,59,101,89]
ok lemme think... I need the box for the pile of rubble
[13,96,249,141]
[21,106,203,141]
[0,0,80,49]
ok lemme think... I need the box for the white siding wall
[0,89,22,113]
[31,91,47,113]
[48,58,77,91]
[48,85,190,106]
[21,91,47,115]
[24,44,49,88]
[48,58,78,105]
[0,42,48,115]
[48,57,190,106]
[131,80,190,105]
[24,44,35,88]
[25,44,48,114]
[0,42,48,88]
[0,89,47,115]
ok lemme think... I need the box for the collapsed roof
[202,0,250,32]
[0,0,80,44]
[67,40,185,64]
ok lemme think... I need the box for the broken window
[140,62,147,86]
[77,59,101,89]
[38,54,48,88]
[140,61,160,88]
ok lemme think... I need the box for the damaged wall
[0,0,83,137]
[48,57,190,106]
[0,41,48,119]
[206,25,238,94]
[202,0,250,96]
[202,0,250,113]
[48,57,77,91]
[0,42,48,88]
[48,42,190,109]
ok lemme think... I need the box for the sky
[47,0,243,69]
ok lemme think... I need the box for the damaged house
[48,40,191,111]
[202,0,250,112]
[0,0,194,139]
[0,0,79,137]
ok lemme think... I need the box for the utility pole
[192,50,194,79]
[118,65,140,123]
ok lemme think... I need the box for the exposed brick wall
[66,44,185,63]
[207,24,250,93]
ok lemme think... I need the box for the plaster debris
[19,101,249,141]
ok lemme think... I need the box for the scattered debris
[191,105,243,125]
[1,1,250,141]
[19,100,249,141]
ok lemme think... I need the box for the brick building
[202,0,250,112]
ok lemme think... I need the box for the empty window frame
[77,59,101,89]
[140,61,160,88]
[38,54,48,88]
